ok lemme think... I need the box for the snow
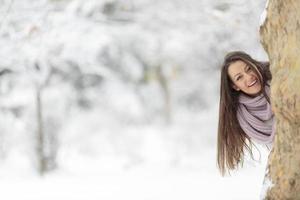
[259,0,269,27]
[260,172,274,199]
[0,147,270,200]
[0,168,266,200]
[0,107,271,200]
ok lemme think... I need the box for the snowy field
[0,146,269,200]
[0,106,270,200]
[0,165,268,200]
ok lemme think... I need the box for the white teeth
[248,80,257,87]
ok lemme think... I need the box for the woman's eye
[236,76,241,81]
[246,66,251,71]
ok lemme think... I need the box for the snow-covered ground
[0,148,269,200]
[0,142,270,200]
[0,105,270,200]
[0,165,268,200]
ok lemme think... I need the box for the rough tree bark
[260,0,300,199]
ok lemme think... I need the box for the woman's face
[227,60,262,95]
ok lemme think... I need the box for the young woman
[217,51,276,175]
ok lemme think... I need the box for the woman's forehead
[228,60,247,74]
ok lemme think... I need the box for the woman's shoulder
[261,62,272,81]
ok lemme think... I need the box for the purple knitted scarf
[236,85,276,144]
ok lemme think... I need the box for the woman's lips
[248,79,257,87]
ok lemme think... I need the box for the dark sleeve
[262,62,272,81]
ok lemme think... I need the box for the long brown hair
[217,51,272,176]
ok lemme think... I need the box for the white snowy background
[0,0,270,199]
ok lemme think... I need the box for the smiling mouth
[248,79,258,87]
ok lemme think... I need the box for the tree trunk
[36,88,47,176]
[260,0,300,199]
[156,65,172,124]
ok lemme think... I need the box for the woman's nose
[244,73,250,78]
[244,73,253,82]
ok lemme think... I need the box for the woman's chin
[242,85,262,96]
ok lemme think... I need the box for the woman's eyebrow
[234,73,241,79]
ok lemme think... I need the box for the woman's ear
[232,84,240,91]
